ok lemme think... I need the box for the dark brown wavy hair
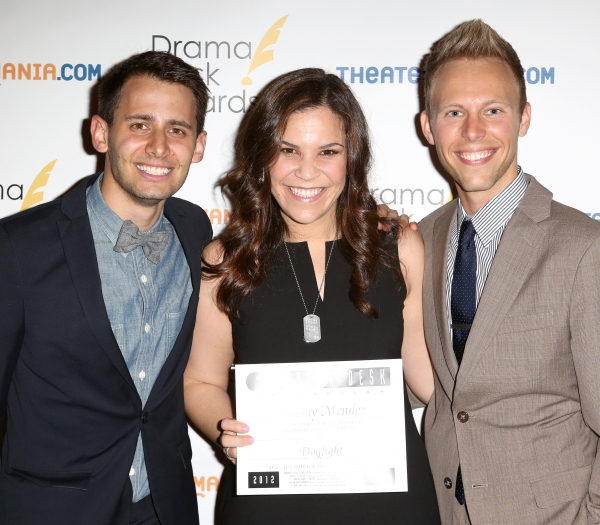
[203,68,400,320]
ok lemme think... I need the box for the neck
[283,214,337,243]
[100,172,165,232]
[458,165,519,216]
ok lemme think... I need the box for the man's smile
[135,164,173,176]
[455,149,496,162]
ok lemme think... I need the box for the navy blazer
[0,174,212,525]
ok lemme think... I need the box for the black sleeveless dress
[217,240,440,525]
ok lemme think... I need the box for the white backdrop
[2,1,599,521]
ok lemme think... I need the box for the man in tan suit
[418,20,600,525]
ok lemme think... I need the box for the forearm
[184,380,234,443]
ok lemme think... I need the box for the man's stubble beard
[107,150,183,208]
[437,145,518,196]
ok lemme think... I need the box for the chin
[455,174,501,193]
[128,185,176,204]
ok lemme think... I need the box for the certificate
[234,359,407,495]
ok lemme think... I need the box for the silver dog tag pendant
[303,314,321,343]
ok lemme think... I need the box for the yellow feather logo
[242,15,289,86]
[20,160,56,211]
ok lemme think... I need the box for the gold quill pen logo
[21,160,56,211]
[242,15,288,86]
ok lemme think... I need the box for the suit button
[141,412,149,424]
[444,477,452,489]
[457,411,469,423]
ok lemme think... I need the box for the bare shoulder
[397,227,424,284]
[398,226,424,262]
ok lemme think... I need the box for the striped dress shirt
[446,167,528,333]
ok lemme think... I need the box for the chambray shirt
[86,175,192,502]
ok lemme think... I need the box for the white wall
[2,1,598,520]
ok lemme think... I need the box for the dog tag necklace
[283,238,336,343]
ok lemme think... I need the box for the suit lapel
[58,179,210,403]
[58,211,138,395]
[166,202,202,302]
[148,199,204,399]
[431,203,459,384]
[454,178,550,396]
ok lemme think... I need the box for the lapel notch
[58,215,138,395]
[454,175,551,395]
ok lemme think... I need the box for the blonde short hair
[422,19,527,116]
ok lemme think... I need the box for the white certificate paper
[235,359,407,495]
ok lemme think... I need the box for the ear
[91,115,109,153]
[420,111,435,146]
[192,131,207,163]
[518,102,531,138]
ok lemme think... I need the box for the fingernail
[248,436,254,444]
[242,425,249,432]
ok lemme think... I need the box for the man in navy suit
[0,51,212,525]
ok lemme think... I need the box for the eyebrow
[281,140,345,149]
[438,99,511,111]
[125,114,193,130]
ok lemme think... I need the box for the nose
[462,113,486,142]
[295,154,319,180]
[145,130,169,158]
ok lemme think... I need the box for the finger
[376,203,390,216]
[226,447,237,462]
[377,203,399,220]
[398,214,410,229]
[409,221,419,231]
[221,433,254,449]
[223,446,238,464]
[220,417,250,434]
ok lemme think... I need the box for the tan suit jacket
[420,174,600,525]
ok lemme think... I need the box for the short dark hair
[97,51,209,134]
[422,19,527,116]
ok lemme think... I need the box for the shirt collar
[86,173,167,252]
[457,166,528,247]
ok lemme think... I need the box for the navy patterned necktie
[451,219,477,505]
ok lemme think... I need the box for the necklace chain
[283,238,337,316]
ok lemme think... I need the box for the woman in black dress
[184,68,440,524]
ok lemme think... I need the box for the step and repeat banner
[1,0,599,521]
